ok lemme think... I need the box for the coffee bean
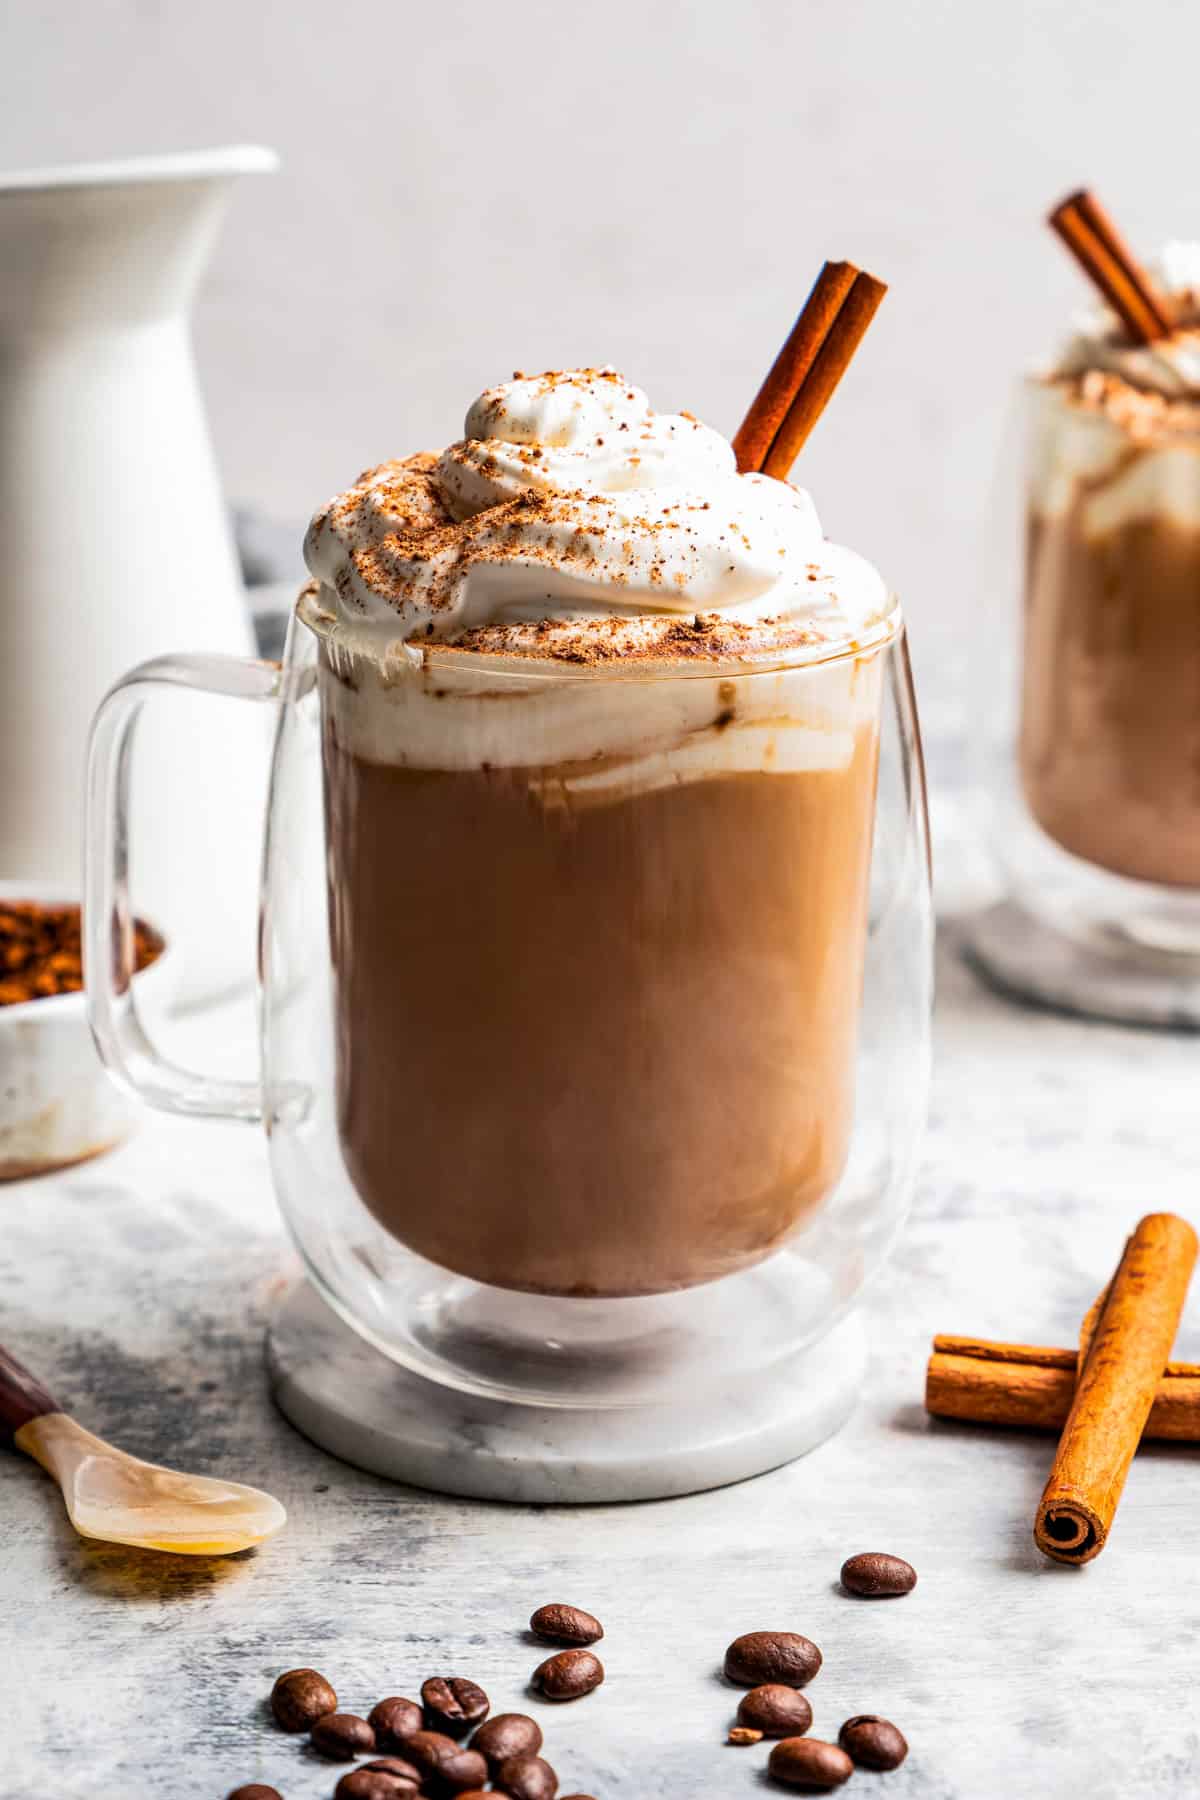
[495,1752,560,1799]
[368,1697,423,1750]
[270,1666,338,1732]
[311,1713,377,1761]
[728,1726,764,1745]
[226,1788,283,1800]
[353,1758,424,1796]
[723,1632,822,1688]
[531,1648,605,1701]
[529,1603,604,1646]
[404,1729,489,1792]
[471,1712,544,1771]
[767,1736,854,1789]
[839,1713,909,1770]
[737,1683,814,1738]
[335,1769,421,1799]
[839,1552,917,1598]
[422,1676,491,1737]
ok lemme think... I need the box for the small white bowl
[0,882,173,1181]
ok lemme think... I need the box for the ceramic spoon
[0,1343,286,1554]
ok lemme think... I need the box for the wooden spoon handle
[0,1344,61,1444]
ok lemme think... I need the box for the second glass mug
[86,588,932,1411]
[979,375,1200,971]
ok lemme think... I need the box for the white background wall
[3,0,1198,671]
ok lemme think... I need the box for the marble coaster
[266,1280,866,1503]
[964,900,1200,1032]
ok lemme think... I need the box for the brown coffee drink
[303,367,898,1301]
[320,650,881,1297]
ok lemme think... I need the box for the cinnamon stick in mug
[1034,1213,1197,1565]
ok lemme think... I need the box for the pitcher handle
[85,653,285,1122]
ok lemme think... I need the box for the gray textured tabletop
[5,718,1199,1800]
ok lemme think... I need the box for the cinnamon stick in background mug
[1034,1213,1197,1564]
[1047,187,1173,344]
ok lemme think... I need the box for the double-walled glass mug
[971,374,1200,1025]
[86,588,932,1414]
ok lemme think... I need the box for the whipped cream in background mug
[1031,244,1200,536]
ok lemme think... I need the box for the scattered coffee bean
[839,1713,909,1770]
[728,1726,764,1746]
[422,1676,491,1737]
[840,1552,917,1598]
[368,1697,423,1750]
[723,1631,822,1689]
[226,1788,283,1800]
[335,1768,420,1799]
[311,1713,377,1761]
[270,1666,338,1732]
[404,1729,489,1792]
[767,1736,854,1789]
[439,1746,491,1792]
[528,1603,604,1646]
[531,1648,605,1701]
[737,1683,814,1739]
[471,1712,544,1771]
[495,1751,560,1798]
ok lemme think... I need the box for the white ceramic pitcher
[0,146,277,1000]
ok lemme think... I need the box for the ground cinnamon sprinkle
[0,902,162,1007]
[430,609,828,665]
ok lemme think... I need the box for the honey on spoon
[1,1343,285,1555]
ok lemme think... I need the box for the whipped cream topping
[1055,243,1200,398]
[304,368,892,663]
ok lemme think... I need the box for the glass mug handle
[85,652,285,1122]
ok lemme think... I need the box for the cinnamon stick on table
[732,260,887,478]
[1034,1213,1198,1565]
[926,1335,1200,1442]
[1048,189,1173,345]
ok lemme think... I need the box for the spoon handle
[0,1344,61,1445]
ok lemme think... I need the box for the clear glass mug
[86,589,932,1409]
[974,374,1200,1014]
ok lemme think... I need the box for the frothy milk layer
[309,593,885,801]
[1034,245,1200,536]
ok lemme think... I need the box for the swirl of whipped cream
[304,368,891,659]
[1055,242,1200,398]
